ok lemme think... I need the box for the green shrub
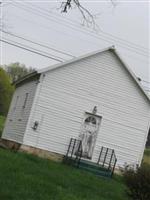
[144,148,150,157]
[0,67,14,116]
[123,163,150,200]
[0,115,5,137]
[143,149,150,165]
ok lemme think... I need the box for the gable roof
[37,46,150,103]
[15,46,149,103]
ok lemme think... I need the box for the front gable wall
[23,50,150,167]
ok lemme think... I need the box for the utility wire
[2,0,149,78]
[10,12,106,50]
[11,1,149,57]
[3,37,66,61]
[12,1,147,56]
[3,36,66,61]
[144,89,150,92]
[10,12,149,65]
[143,85,150,88]
[0,2,12,7]
[0,29,75,58]
[1,38,63,62]
[33,3,149,53]
[141,79,150,84]
[13,1,149,57]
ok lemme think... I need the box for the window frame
[22,93,29,109]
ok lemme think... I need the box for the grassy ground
[0,148,128,200]
[0,115,5,137]
[0,115,148,200]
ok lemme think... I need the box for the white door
[78,113,101,159]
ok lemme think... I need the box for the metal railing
[63,138,82,167]
[64,138,117,177]
[97,146,117,177]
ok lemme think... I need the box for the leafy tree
[4,62,35,82]
[0,67,14,116]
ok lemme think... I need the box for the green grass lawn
[0,115,5,137]
[0,148,128,200]
[0,115,148,200]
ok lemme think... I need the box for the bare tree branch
[61,0,72,13]
[60,0,117,29]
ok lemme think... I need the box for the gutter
[13,71,40,86]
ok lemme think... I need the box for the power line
[1,39,149,98]
[119,51,149,64]
[0,29,75,58]
[11,1,149,57]
[141,79,150,84]
[3,36,66,61]
[10,12,105,50]
[10,1,109,51]
[0,2,12,7]
[100,29,149,54]
[4,37,149,92]
[1,38,63,62]
[144,89,150,92]
[4,37,66,61]
[10,12,149,65]
[3,0,150,71]
[137,77,150,84]
[33,3,149,53]
[16,1,149,56]
[143,85,150,89]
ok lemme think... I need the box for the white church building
[2,47,150,168]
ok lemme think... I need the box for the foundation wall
[0,139,63,162]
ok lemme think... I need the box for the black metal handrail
[64,138,117,178]
[97,146,117,177]
[64,138,82,166]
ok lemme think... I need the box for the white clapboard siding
[22,50,150,167]
[2,80,38,143]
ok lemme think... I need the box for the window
[13,96,19,111]
[22,93,28,109]
[85,116,96,124]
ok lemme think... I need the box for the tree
[61,0,95,27]
[60,0,116,28]
[4,62,35,82]
[0,67,14,116]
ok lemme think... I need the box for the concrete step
[79,164,112,178]
[65,156,112,178]
[79,159,109,172]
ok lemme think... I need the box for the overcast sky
[0,0,150,88]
